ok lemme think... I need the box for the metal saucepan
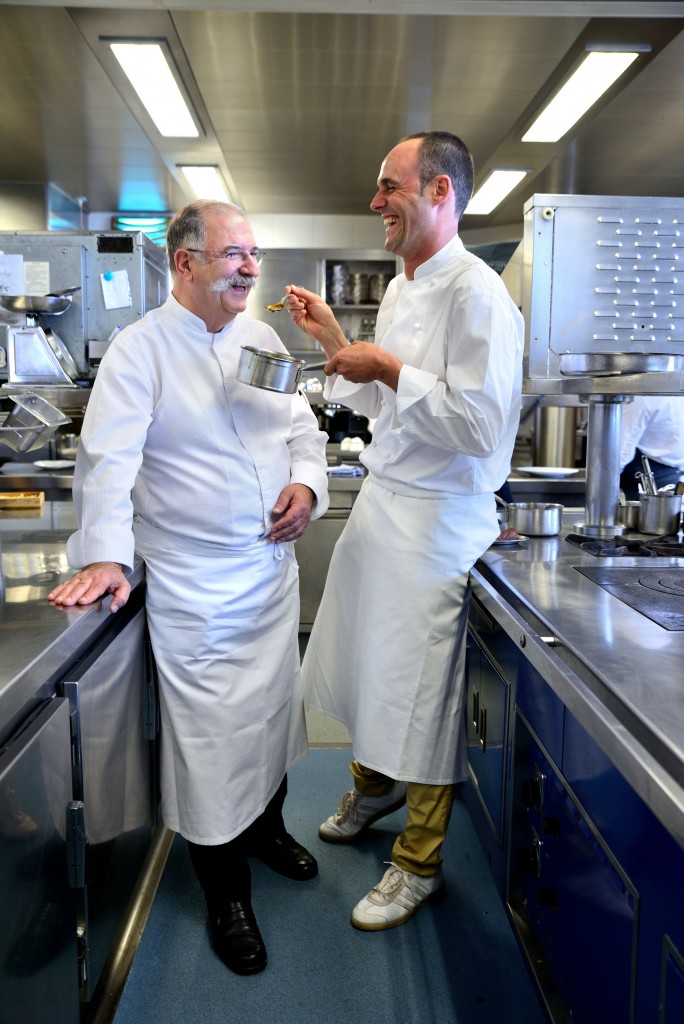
[497,498,564,536]
[237,346,327,394]
[615,500,640,530]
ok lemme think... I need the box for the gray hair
[166,199,246,274]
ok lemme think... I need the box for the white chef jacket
[69,294,329,569]
[303,235,524,783]
[67,295,329,843]
[619,394,684,471]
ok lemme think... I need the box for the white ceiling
[1,1,684,235]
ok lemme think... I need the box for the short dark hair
[166,199,246,275]
[401,131,474,219]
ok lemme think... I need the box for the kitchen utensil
[56,433,79,459]
[615,501,640,530]
[638,494,683,536]
[265,296,288,312]
[640,455,658,495]
[0,294,73,315]
[0,393,71,453]
[505,502,564,536]
[237,347,328,394]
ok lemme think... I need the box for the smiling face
[369,137,458,279]
[173,207,260,332]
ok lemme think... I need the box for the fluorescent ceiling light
[179,166,230,202]
[522,50,640,143]
[110,42,200,138]
[465,169,529,216]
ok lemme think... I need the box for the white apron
[302,477,499,785]
[134,516,306,845]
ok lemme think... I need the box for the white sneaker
[350,862,444,931]
[318,782,407,843]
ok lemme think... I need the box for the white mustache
[211,273,256,293]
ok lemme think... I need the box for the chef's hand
[267,484,315,543]
[327,342,403,392]
[283,285,347,354]
[47,561,130,614]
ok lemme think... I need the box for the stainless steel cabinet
[60,595,157,1004]
[0,697,78,1024]
[465,569,684,1024]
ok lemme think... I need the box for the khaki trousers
[350,761,455,877]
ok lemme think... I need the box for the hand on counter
[47,561,130,613]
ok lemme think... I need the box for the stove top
[566,533,684,559]
[575,564,684,630]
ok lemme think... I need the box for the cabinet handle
[472,688,480,730]
[479,706,487,750]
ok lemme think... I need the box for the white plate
[517,465,579,479]
[33,459,76,470]
[491,535,528,547]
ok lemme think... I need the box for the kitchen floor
[112,748,547,1024]
[110,634,547,1024]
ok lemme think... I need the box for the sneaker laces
[369,862,411,901]
[333,790,360,826]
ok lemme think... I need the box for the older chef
[286,131,523,931]
[48,199,329,976]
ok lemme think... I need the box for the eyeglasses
[186,246,266,265]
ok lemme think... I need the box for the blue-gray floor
[113,749,547,1024]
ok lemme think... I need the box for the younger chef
[286,131,523,931]
[48,199,329,976]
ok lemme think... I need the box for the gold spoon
[265,295,287,312]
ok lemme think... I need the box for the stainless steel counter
[0,501,144,747]
[472,513,684,849]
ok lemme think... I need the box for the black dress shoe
[209,901,267,975]
[249,832,318,881]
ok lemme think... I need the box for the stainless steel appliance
[522,194,684,538]
[0,231,168,385]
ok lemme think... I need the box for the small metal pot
[237,346,327,394]
[506,502,563,536]
[638,494,682,536]
[615,501,640,530]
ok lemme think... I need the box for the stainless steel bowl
[0,294,73,315]
[506,502,563,536]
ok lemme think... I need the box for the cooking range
[568,533,684,631]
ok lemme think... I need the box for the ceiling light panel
[110,41,200,138]
[522,51,640,144]
[179,166,230,202]
[465,169,529,216]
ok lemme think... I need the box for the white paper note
[100,269,133,310]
